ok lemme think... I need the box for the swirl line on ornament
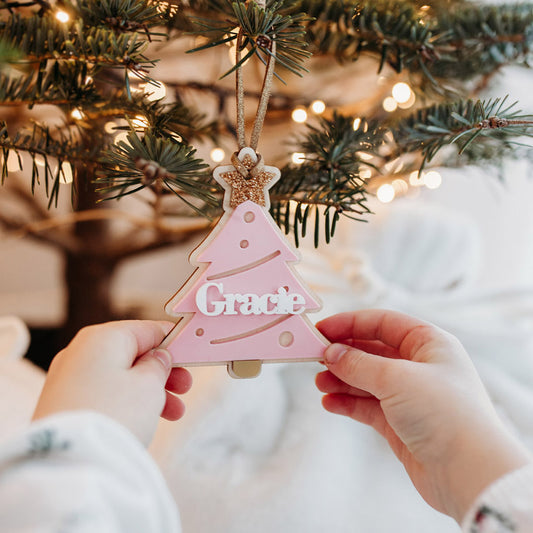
[210,314,290,345]
[206,250,281,281]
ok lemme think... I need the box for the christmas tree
[163,147,327,377]
[0,0,532,352]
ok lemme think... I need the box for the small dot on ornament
[240,240,249,249]
[279,331,294,347]
[195,328,204,337]
[243,211,255,223]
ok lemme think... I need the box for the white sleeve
[461,463,533,533]
[0,411,181,533]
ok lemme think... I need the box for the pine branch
[0,14,155,84]
[0,121,92,207]
[390,96,533,167]
[187,1,312,79]
[0,62,98,106]
[271,112,381,247]
[97,129,217,215]
[76,0,166,33]
[431,3,533,80]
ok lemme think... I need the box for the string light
[423,170,442,189]
[310,100,326,114]
[156,1,178,15]
[353,117,361,130]
[384,157,404,173]
[359,167,372,179]
[114,132,131,146]
[383,97,398,112]
[392,178,409,195]
[357,151,374,161]
[70,108,84,120]
[34,154,46,167]
[210,147,226,163]
[55,10,70,23]
[291,107,308,123]
[132,115,149,129]
[377,183,395,203]
[291,152,306,164]
[392,82,412,104]
[104,121,118,134]
[409,170,424,186]
[397,91,416,109]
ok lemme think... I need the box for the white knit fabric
[461,464,533,533]
[0,411,181,533]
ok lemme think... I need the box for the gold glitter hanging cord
[235,0,277,152]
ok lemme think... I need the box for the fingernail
[153,348,172,372]
[324,343,348,364]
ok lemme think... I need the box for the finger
[315,370,373,397]
[165,367,193,395]
[75,320,175,368]
[161,391,186,421]
[132,348,172,384]
[322,394,388,438]
[343,339,401,359]
[323,343,400,399]
[317,310,443,360]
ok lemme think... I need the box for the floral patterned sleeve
[462,464,533,533]
[0,411,181,533]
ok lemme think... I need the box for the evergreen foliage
[1,0,533,248]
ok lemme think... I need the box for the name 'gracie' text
[195,282,305,316]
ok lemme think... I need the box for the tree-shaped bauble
[162,148,328,378]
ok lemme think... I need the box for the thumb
[324,343,396,399]
[133,348,172,384]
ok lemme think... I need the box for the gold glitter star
[218,168,277,208]
[213,147,281,211]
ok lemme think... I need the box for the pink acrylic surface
[194,201,299,268]
[164,314,326,364]
[163,149,328,366]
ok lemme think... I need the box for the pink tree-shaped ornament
[161,147,328,378]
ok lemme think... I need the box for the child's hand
[316,309,531,523]
[33,320,192,446]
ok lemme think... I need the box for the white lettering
[195,282,227,316]
[195,282,306,316]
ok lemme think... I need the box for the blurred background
[1,1,533,531]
